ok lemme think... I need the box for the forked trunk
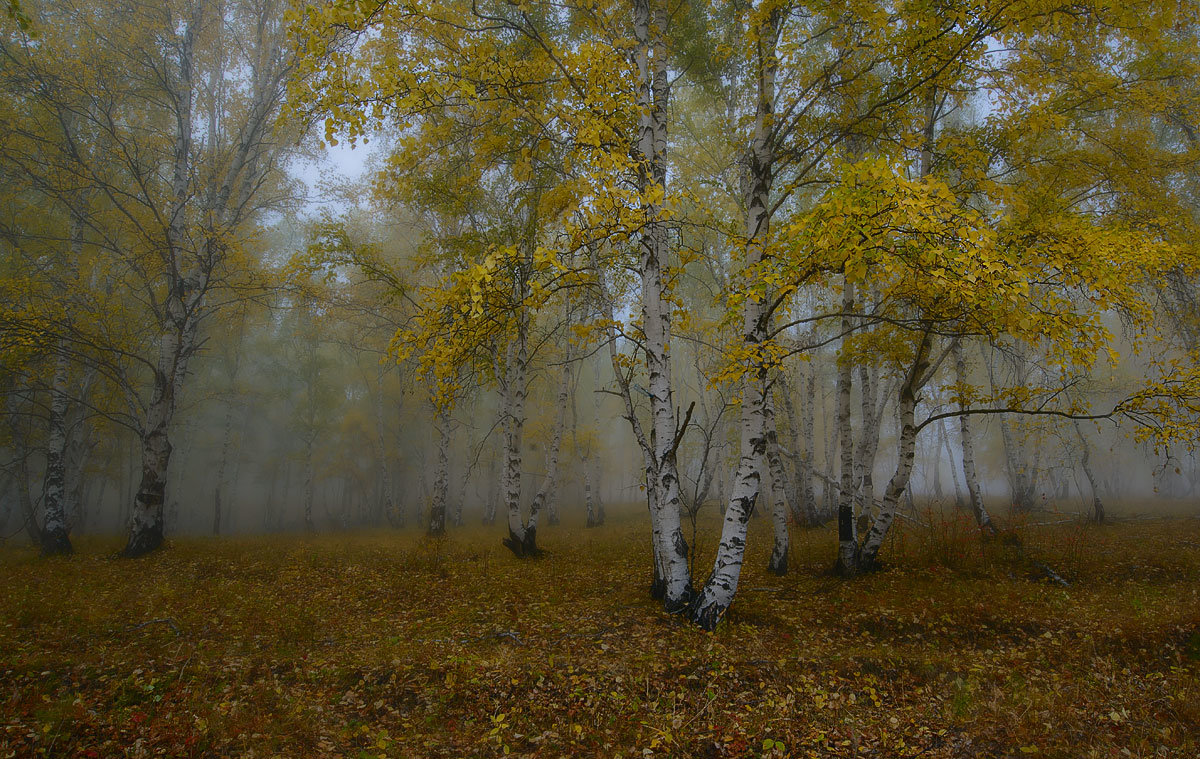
[122,11,200,558]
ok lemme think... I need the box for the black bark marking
[767,549,788,576]
[40,527,73,556]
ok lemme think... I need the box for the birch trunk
[452,467,467,528]
[940,419,966,509]
[1075,423,1104,523]
[572,365,601,528]
[860,331,933,569]
[429,404,450,536]
[854,361,882,520]
[374,365,396,527]
[590,384,606,527]
[689,7,780,628]
[482,452,498,526]
[0,475,12,540]
[501,323,538,555]
[777,373,815,525]
[801,368,820,521]
[303,436,315,532]
[954,343,995,535]
[633,0,690,609]
[40,354,72,555]
[834,282,859,577]
[765,397,790,575]
[931,429,945,501]
[122,6,200,558]
[17,441,40,544]
[1000,420,1036,512]
[213,398,237,536]
[533,362,571,527]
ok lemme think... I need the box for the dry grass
[1,508,1198,758]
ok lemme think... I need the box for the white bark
[532,362,571,528]
[861,330,933,567]
[801,367,819,520]
[776,373,814,525]
[482,452,498,525]
[429,403,450,536]
[954,342,994,534]
[633,0,691,609]
[40,352,72,555]
[374,364,396,526]
[1074,423,1105,523]
[689,6,780,628]
[500,321,537,555]
[764,395,790,575]
[854,360,882,520]
[835,282,859,577]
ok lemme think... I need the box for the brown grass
[1,509,1198,758]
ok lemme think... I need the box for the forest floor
[1,508,1198,759]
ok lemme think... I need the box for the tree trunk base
[40,529,73,556]
[834,553,859,579]
[502,526,542,558]
[857,551,882,574]
[120,524,163,558]
[687,595,724,631]
[649,574,666,601]
[767,551,788,576]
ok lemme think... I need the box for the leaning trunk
[955,342,995,535]
[1075,423,1104,524]
[860,330,933,569]
[688,7,780,629]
